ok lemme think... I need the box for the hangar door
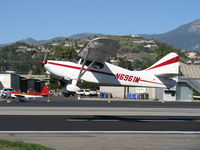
[176,82,193,101]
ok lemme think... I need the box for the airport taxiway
[0,115,200,131]
[0,96,200,131]
[0,96,200,108]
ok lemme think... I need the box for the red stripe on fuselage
[47,62,115,76]
[47,62,164,86]
[147,56,179,71]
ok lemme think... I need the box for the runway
[1,96,200,150]
[0,115,200,132]
[0,96,200,132]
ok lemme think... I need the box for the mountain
[68,32,104,39]
[18,37,48,45]
[0,44,6,47]
[48,37,66,41]
[16,33,104,45]
[141,19,200,52]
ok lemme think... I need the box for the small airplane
[40,37,179,97]
[193,95,200,99]
[11,86,50,100]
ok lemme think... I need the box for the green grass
[0,139,54,150]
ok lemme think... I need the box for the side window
[80,59,92,66]
[92,62,104,69]
[80,60,104,69]
[85,60,92,66]
[69,56,81,63]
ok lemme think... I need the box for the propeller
[39,52,48,65]
[39,52,49,74]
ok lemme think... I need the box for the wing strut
[77,60,95,82]
[66,50,95,92]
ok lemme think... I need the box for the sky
[0,0,200,44]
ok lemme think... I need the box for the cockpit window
[80,59,91,66]
[69,56,81,63]
[80,59,104,69]
[92,62,104,69]
[85,60,92,66]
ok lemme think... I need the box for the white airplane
[40,37,179,96]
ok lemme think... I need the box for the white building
[0,73,20,91]
[64,41,75,47]
[0,73,47,92]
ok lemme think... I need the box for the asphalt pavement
[0,115,200,131]
[0,96,200,150]
[0,96,200,108]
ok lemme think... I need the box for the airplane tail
[41,86,50,96]
[144,53,179,78]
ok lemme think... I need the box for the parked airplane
[40,37,179,97]
[11,86,50,100]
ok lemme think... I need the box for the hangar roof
[179,63,200,93]
[180,62,200,78]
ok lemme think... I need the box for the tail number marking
[115,73,140,83]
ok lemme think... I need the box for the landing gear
[61,87,76,97]
[66,80,80,92]
[59,78,66,86]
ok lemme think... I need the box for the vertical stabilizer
[41,86,50,96]
[145,53,179,78]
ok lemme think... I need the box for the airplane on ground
[10,86,50,101]
[40,37,179,97]
[193,95,200,99]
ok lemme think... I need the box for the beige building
[100,86,155,100]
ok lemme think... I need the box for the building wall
[0,74,11,89]
[156,87,177,101]
[100,86,155,99]
[176,82,193,101]
[27,79,35,91]
[0,73,47,92]
[100,86,125,98]
[156,88,163,100]
[20,79,28,92]
[129,87,156,100]
[163,89,176,101]
[11,74,20,91]
[100,81,197,101]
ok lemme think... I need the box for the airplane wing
[13,94,43,99]
[67,37,120,92]
[78,37,120,62]
[22,95,43,98]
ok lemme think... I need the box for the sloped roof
[180,62,200,78]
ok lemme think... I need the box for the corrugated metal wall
[176,82,193,100]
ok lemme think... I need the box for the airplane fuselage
[44,60,174,88]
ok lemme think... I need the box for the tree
[53,46,77,60]
[118,58,134,70]
[156,43,174,60]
